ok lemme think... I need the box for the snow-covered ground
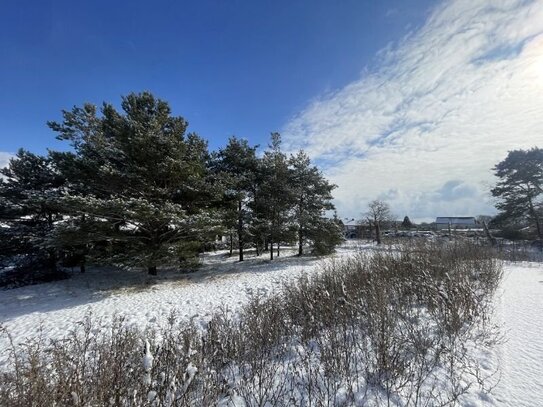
[1,243,542,405]
[491,264,543,406]
[0,243,360,368]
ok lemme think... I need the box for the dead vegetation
[0,241,503,406]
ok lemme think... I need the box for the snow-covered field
[491,264,543,406]
[1,243,542,406]
[0,243,360,367]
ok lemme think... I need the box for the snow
[147,390,157,403]
[457,262,543,407]
[492,264,543,406]
[182,362,198,393]
[1,243,542,405]
[143,339,154,386]
[143,340,154,371]
[0,244,360,368]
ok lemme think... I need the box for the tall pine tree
[213,137,259,261]
[0,150,65,276]
[492,148,543,239]
[259,133,295,259]
[289,150,338,255]
[48,92,215,275]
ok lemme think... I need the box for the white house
[435,217,477,230]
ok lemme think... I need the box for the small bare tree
[365,200,393,244]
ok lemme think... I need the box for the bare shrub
[0,241,502,406]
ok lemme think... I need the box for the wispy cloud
[283,0,543,221]
[0,152,12,169]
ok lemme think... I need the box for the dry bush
[0,241,502,406]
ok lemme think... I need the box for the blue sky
[0,0,433,154]
[2,0,543,220]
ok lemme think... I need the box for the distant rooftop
[343,218,358,227]
[435,217,476,225]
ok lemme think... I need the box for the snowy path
[493,264,543,406]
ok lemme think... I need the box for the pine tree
[259,133,296,259]
[309,213,345,256]
[492,148,543,239]
[402,216,412,229]
[289,150,338,255]
[0,150,65,276]
[247,158,268,256]
[213,137,259,261]
[48,92,216,275]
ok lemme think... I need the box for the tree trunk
[80,257,86,273]
[277,243,280,257]
[298,227,303,256]
[482,221,497,246]
[529,198,543,239]
[148,265,157,276]
[229,232,233,256]
[48,250,57,272]
[238,200,244,262]
[264,238,269,252]
[297,200,304,256]
[270,232,274,260]
[375,221,381,245]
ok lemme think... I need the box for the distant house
[435,217,477,230]
[343,218,359,239]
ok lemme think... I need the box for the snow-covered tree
[258,133,296,259]
[491,148,543,238]
[213,136,259,261]
[48,92,217,274]
[309,213,344,256]
[289,150,338,255]
[0,150,65,274]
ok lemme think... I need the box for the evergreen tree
[259,133,296,259]
[214,137,259,261]
[2,92,344,278]
[492,148,543,238]
[402,216,412,229]
[289,150,338,255]
[48,92,216,274]
[247,158,268,256]
[309,213,345,256]
[0,150,65,275]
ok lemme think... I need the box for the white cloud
[283,0,543,221]
[0,152,12,170]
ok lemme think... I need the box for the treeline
[0,92,342,281]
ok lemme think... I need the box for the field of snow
[1,243,542,405]
[491,264,543,406]
[0,243,361,368]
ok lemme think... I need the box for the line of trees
[360,145,543,244]
[0,92,343,279]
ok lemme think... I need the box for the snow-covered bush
[0,241,502,406]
